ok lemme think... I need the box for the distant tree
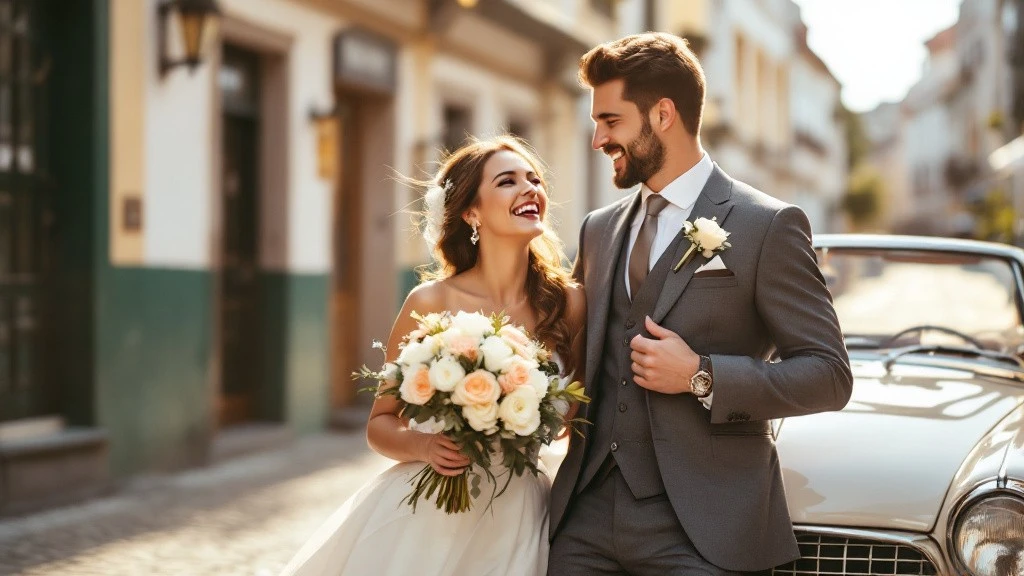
[970,187,1015,243]
[841,166,884,230]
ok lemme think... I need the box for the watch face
[692,372,712,397]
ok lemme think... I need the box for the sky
[792,0,963,112]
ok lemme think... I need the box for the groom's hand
[630,316,701,394]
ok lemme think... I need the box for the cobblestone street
[0,432,391,576]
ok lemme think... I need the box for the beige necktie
[628,194,669,297]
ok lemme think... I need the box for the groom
[548,33,853,575]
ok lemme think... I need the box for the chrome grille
[772,532,938,576]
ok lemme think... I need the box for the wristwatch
[690,355,713,398]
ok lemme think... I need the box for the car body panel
[778,357,1024,531]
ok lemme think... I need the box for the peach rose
[500,325,537,358]
[501,357,536,393]
[445,333,481,364]
[399,364,435,405]
[451,369,501,406]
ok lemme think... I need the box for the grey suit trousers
[547,465,772,576]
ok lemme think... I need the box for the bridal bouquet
[356,310,589,514]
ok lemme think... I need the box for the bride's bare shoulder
[402,280,449,316]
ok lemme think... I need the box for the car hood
[777,356,1024,532]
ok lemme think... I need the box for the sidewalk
[0,431,391,576]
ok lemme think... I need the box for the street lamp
[157,0,221,78]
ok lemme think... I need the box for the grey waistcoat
[577,227,686,499]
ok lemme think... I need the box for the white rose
[462,402,499,432]
[428,354,465,392]
[498,386,541,436]
[449,311,494,339]
[436,327,459,344]
[527,368,551,400]
[380,362,399,381]
[399,364,435,405]
[480,336,514,372]
[398,336,439,366]
[691,217,730,257]
[550,398,571,417]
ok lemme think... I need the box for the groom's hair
[579,32,705,137]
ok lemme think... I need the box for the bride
[281,135,586,576]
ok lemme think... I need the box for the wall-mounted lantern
[157,0,222,78]
[310,105,341,182]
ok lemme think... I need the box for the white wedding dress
[280,363,572,576]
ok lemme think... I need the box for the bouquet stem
[405,465,472,514]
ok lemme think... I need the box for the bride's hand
[421,434,471,476]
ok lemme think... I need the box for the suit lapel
[651,166,735,324]
[584,191,641,396]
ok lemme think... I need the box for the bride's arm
[365,284,470,476]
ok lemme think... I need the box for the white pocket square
[695,255,728,274]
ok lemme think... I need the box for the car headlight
[951,494,1024,576]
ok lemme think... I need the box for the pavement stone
[0,431,391,576]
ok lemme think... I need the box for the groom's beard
[612,117,666,189]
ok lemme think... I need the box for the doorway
[217,44,263,426]
[329,97,358,411]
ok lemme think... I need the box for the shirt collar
[640,152,714,211]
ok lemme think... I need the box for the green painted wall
[261,271,331,428]
[95,269,214,474]
[92,269,329,476]
[279,273,330,435]
[260,274,288,422]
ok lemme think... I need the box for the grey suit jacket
[549,165,853,571]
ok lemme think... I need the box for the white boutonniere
[672,217,732,272]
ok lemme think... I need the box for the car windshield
[817,247,1024,354]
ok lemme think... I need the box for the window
[443,104,472,153]
[507,118,531,141]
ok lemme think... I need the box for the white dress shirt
[624,152,715,408]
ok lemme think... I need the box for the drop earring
[470,223,480,246]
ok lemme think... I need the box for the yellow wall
[109,0,146,265]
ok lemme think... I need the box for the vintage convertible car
[772,234,1024,576]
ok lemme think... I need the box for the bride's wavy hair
[418,135,576,373]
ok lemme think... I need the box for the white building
[948,0,1019,190]
[902,26,960,234]
[886,0,1024,239]
[861,101,911,231]
[789,21,845,233]
[945,0,1024,239]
